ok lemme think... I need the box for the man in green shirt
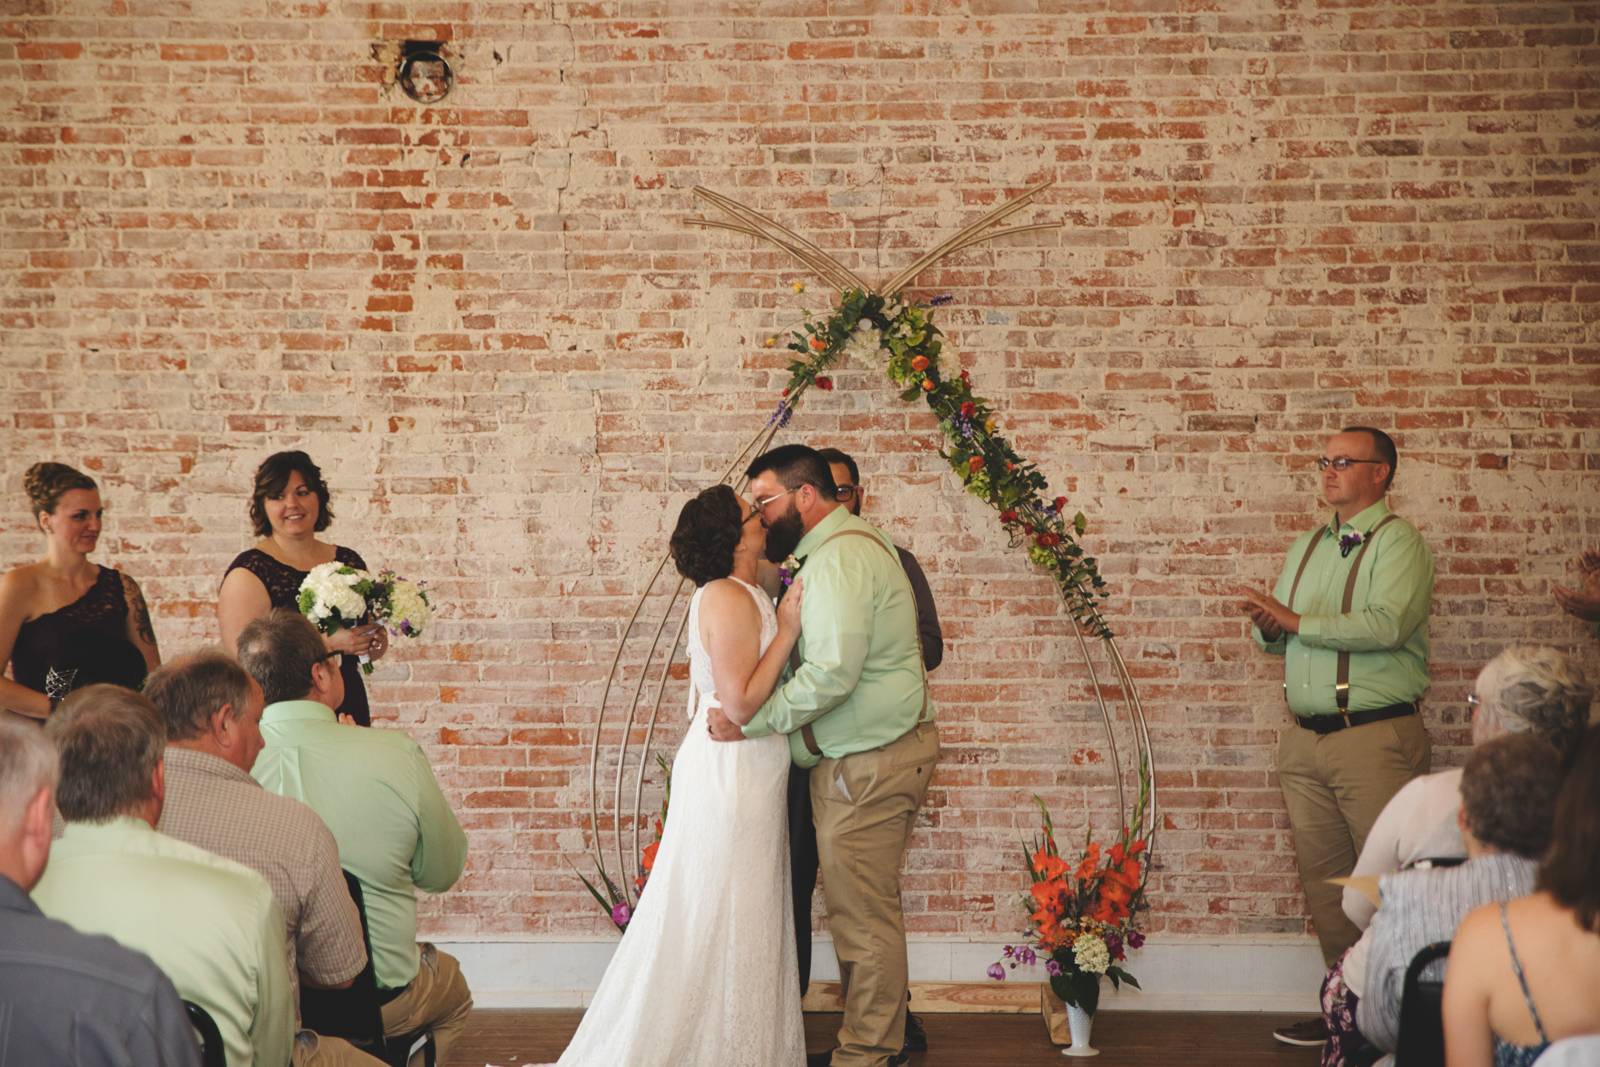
[708,445,938,1067]
[236,609,472,1064]
[1239,426,1434,1049]
[34,684,295,1067]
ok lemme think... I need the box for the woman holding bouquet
[0,462,160,721]
[216,451,385,726]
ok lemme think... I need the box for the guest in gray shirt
[0,717,200,1067]
[1358,734,1564,1054]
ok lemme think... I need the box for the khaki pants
[812,724,940,1067]
[1277,714,1430,965]
[293,1031,386,1067]
[379,943,473,1066]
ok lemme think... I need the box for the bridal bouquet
[297,564,431,673]
[988,793,1151,1012]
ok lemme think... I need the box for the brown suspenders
[1281,514,1400,715]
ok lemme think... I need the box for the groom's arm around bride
[710,444,939,1067]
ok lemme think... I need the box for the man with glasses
[709,444,937,1067]
[1238,426,1435,1049]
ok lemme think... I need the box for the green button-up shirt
[252,700,468,991]
[1254,499,1434,716]
[742,507,930,765]
[34,817,294,1067]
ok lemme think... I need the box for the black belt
[1295,701,1415,735]
[376,982,408,1006]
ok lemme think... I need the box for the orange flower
[1074,843,1101,883]
[809,336,827,351]
[921,379,935,392]
[1032,849,1069,882]
[641,840,660,873]
[1030,880,1066,915]
[911,355,930,372]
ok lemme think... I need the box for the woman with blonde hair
[0,463,159,720]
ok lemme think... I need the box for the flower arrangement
[577,754,672,932]
[989,784,1152,1012]
[767,288,1111,638]
[1338,530,1365,558]
[298,564,431,673]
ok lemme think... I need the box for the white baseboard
[435,936,1326,1014]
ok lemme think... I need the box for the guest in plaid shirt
[147,650,383,1067]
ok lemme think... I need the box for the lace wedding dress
[548,577,806,1066]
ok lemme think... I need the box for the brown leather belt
[1295,701,1415,735]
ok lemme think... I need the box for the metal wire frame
[584,183,1158,906]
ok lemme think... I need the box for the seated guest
[1443,726,1600,1065]
[1343,645,1592,933]
[1355,734,1562,1057]
[32,685,294,1067]
[236,609,471,1061]
[145,651,382,1067]
[0,718,201,1067]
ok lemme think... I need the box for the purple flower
[952,414,974,440]
[399,620,414,637]
[1126,929,1145,950]
[930,294,954,306]
[1045,959,1063,977]
[611,902,632,928]
[767,400,793,429]
[986,963,1006,982]
[1104,929,1123,960]
[1019,947,1037,966]
[1002,945,1015,958]
[1338,531,1364,558]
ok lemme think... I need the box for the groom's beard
[763,504,805,563]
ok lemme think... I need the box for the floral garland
[766,288,1112,638]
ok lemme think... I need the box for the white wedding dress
[549,577,807,1066]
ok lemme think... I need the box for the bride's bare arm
[701,578,802,726]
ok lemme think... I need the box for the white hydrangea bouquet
[297,564,431,673]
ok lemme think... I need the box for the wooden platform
[446,1008,1326,1066]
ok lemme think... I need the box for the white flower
[1072,934,1110,975]
[385,581,431,638]
[299,563,376,633]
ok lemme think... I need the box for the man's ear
[211,704,235,746]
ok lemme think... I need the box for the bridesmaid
[0,462,160,721]
[216,451,386,726]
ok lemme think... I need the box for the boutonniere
[1338,531,1365,558]
[778,554,803,587]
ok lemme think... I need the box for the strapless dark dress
[223,546,372,727]
[12,565,149,700]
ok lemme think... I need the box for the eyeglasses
[1316,456,1385,472]
[835,484,860,500]
[742,503,763,525]
[1466,692,1482,714]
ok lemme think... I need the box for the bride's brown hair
[669,485,744,587]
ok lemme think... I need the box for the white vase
[1062,1000,1099,1057]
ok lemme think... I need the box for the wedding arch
[581,181,1156,919]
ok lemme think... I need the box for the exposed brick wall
[2,2,1596,949]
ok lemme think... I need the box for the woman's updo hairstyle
[670,484,744,587]
[25,462,97,519]
[249,451,334,537]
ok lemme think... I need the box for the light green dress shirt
[34,817,294,1067]
[743,507,931,765]
[252,700,468,991]
[1254,499,1435,716]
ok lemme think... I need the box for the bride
[548,484,808,1066]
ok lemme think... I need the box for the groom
[708,444,940,1067]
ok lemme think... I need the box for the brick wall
[2,1,1596,949]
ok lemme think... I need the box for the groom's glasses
[752,488,794,512]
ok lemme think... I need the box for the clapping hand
[1239,588,1298,639]
[1553,547,1600,623]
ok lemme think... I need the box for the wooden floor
[445,1009,1326,1066]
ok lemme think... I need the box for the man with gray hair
[31,684,295,1067]
[237,609,471,1063]
[0,717,200,1066]
[146,651,381,1066]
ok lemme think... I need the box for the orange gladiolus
[1074,843,1101,883]
[1032,849,1069,882]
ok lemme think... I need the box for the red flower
[782,388,790,398]
[815,376,833,391]
[959,369,971,385]
[960,401,977,418]
[911,355,930,372]
[1036,532,1060,548]
[968,455,985,473]
[1054,496,1067,511]
[1000,509,1017,524]
[921,379,935,392]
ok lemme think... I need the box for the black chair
[1395,939,1452,1067]
[182,999,226,1067]
[298,871,436,1067]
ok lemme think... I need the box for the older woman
[1356,734,1563,1055]
[216,451,385,726]
[1443,726,1600,1066]
[0,463,160,720]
